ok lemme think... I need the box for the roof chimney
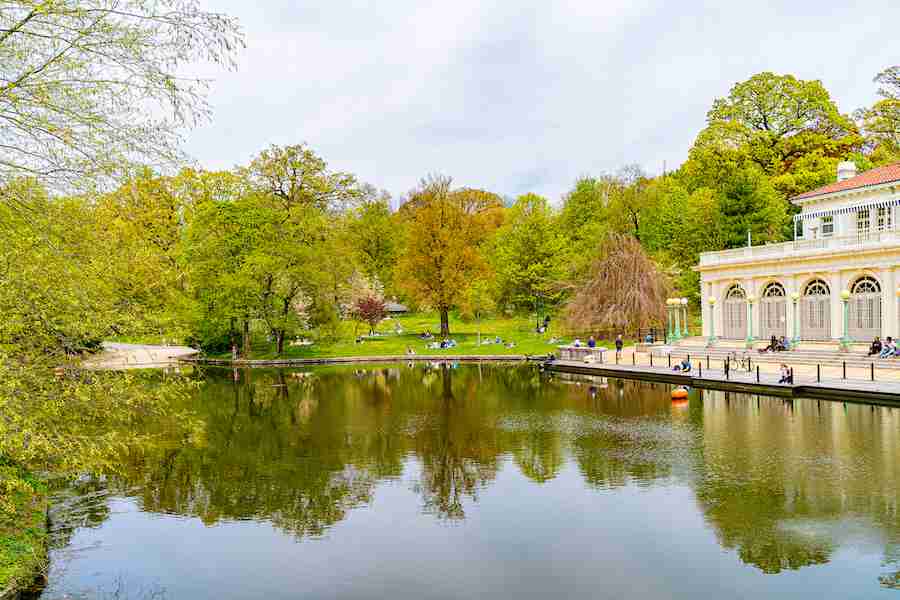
[837,161,857,182]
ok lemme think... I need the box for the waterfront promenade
[545,353,900,405]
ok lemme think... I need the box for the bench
[558,345,607,363]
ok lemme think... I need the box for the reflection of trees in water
[692,391,900,581]
[412,367,500,519]
[61,364,900,590]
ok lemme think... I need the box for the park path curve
[86,342,199,370]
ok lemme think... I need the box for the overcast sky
[183,0,900,204]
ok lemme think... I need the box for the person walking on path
[615,334,624,357]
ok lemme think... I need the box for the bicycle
[727,351,751,371]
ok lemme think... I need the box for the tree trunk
[276,329,285,355]
[440,308,450,337]
[242,319,250,357]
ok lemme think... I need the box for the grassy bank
[213,313,612,360]
[0,468,47,598]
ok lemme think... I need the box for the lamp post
[666,299,673,341]
[680,298,689,337]
[746,295,756,349]
[673,298,682,340]
[790,291,800,349]
[840,289,852,351]
[707,296,718,346]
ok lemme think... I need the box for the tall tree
[564,233,669,334]
[396,177,503,336]
[238,144,361,354]
[345,190,399,294]
[687,72,863,199]
[490,193,566,315]
[858,66,900,164]
[0,0,243,190]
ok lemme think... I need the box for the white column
[885,267,898,338]
[700,277,710,337]
[829,271,844,340]
[786,273,800,340]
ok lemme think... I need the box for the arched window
[725,284,746,300]
[851,276,880,294]
[804,279,830,296]
[762,282,785,297]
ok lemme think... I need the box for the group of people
[759,335,790,353]
[869,337,900,358]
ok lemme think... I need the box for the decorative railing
[699,229,900,267]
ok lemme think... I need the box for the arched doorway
[848,275,882,341]
[759,282,786,341]
[723,284,747,340]
[801,279,831,340]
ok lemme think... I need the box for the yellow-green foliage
[0,467,48,594]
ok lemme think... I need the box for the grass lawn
[0,469,47,596]
[211,313,610,360]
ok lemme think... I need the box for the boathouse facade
[697,161,900,344]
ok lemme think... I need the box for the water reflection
[41,364,900,598]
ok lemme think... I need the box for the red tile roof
[792,162,900,201]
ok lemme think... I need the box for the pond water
[38,363,900,599]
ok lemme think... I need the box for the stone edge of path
[181,354,550,367]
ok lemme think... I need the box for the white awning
[793,197,900,221]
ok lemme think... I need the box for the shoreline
[181,354,550,367]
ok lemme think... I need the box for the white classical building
[697,161,900,345]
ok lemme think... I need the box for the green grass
[0,468,48,595]
[212,313,610,360]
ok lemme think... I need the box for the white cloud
[183,0,900,203]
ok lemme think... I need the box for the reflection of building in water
[695,390,900,577]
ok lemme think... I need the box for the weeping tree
[564,233,669,334]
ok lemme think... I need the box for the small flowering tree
[353,295,388,335]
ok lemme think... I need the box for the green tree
[558,176,616,278]
[0,0,242,189]
[490,193,566,315]
[858,66,900,164]
[240,144,361,354]
[396,177,503,336]
[345,191,399,293]
[688,72,863,199]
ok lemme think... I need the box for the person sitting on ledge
[879,337,895,358]
[777,336,790,351]
[869,337,883,357]
[673,357,691,373]
[778,364,793,384]
[759,335,778,353]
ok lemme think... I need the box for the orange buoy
[671,387,689,400]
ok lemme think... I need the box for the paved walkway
[546,356,900,405]
[86,342,198,370]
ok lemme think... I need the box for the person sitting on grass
[879,337,895,358]
[869,337,883,356]
[672,357,691,373]
[406,346,416,356]
[505,341,516,349]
